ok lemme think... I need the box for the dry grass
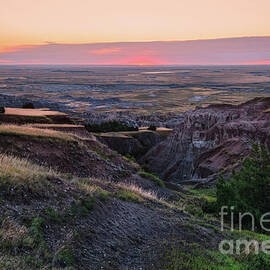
[0,255,30,270]
[30,124,84,128]
[0,218,28,245]
[4,108,67,117]
[116,182,159,201]
[77,180,99,195]
[0,124,76,141]
[0,154,57,191]
[114,182,180,210]
[76,177,159,201]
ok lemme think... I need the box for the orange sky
[1,0,270,49]
[1,0,270,65]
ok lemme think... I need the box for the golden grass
[30,124,84,128]
[4,108,67,117]
[116,182,159,201]
[0,124,76,141]
[76,177,160,201]
[77,180,99,195]
[0,154,57,191]
[0,218,28,245]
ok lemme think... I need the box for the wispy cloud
[0,37,270,65]
[90,48,121,55]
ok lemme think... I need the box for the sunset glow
[0,0,270,65]
[0,37,269,65]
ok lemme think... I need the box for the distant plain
[0,65,269,114]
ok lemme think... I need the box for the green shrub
[29,217,46,248]
[97,190,111,201]
[85,120,138,133]
[115,190,143,203]
[148,125,157,131]
[22,102,35,109]
[211,143,270,230]
[43,207,62,223]
[71,197,96,216]
[0,107,5,114]
[57,247,75,267]
[124,154,137,163]
[138,171,165,187]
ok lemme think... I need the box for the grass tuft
[0,124,76,141]
[115,190,143,203]
[0,154,58,196]
[138,171,165,187]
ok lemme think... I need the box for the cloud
[0,37,270,65]
[90,48,121,55]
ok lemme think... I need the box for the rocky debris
[141,97,270,184]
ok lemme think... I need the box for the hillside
[0,101,270,269]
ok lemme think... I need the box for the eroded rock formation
[141,97,270,185]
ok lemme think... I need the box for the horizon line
[1,64,270,67]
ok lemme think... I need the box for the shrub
[71,197,96,216]
[148,125,157,131]
[22,102,35,109]
[57,247,75,267]
[0,107,5,114]
[138,171,165,187]
[115,190,143,203]
[43,207,62,223]
[212,143,270,229]
[97,190,111,201]
[85,120,138,133]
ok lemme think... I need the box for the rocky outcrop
[96,130,165,158]
[141,97,270,184]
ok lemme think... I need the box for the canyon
[141,97,270,186]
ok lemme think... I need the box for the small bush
[138,171,165,187]
[97,190,111,201]
[115,190,143,203]
[0,107,5,114]
[71,197,96,216]
[57,247,75,267]
[148,125,157,131]
[22,102,35,109]
[29,217,46,248]
[43,207,62,223]
[124,154,137,163]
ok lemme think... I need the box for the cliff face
[96,130,167,158]
[141,97,270,184]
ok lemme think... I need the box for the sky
[1,0,270,65]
